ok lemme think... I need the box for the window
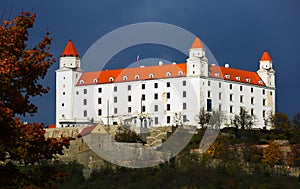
[154,93,158,100]
[128,85,131,91]
[240,95,243,103]
[183,115,187,122]
[208,81,211,86]
[251,87,253,93]
[76,91,79,95]
[207,99,212,112]
[183,80,186,86]
[166,72,171,77]
[98,98,102,104]
[167,92,170,99]
[270,91,273,96]
[167,82,170,87]
[263,110,266,117]
[167,116,171,124]
[240,107,244,114]
[225,75,230,79]
[155,117,158,124]
[114,97,117,103]
[251,97,254,105]
[142,94,145,101]
[262,89,265,95]
[230,106,233,113]
[219,82,221,88]
[123,76,128,81]
[207,91,211,98]
[98,88,102,93]
[230,94,233,101]
[149,73,154,78]
[80,80,84,84]
[63,77,65,79]
[154,83,158,88]
[142,106,146,112]
[246,78,251,83]
[240,86,243,91]
[83,110,87,117]
[84,89,87,94]
[236,76,241,81]
[109,77,114,82]
[63,84,65,88]
[229,84,232,90]
[219,92,222,100]
[98,109,102,116]
[263,99,266,106]
[154,105,158,112]
[167,104,171,111]
[128,95,131,102]
[83,99,87,105]
[62,103,64,107]
[114,108,118,114]
[215,72,220,77]
[93,79,98,83]
[114,86,117,92]
[135,75,140,80]
[183,103,187,110]
[183,91,186,98]
[178,71,183,76]
[251,109,254,116]
[128,107,131,113]
[142,84,145,89]
[219,104,222,111]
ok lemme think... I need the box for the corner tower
[257,50,275,88]
[56,39,83,128]
[186,37,208,77]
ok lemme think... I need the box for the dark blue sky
[1,0,300,126]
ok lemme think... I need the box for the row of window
[207,92,267,106]
[77,81,188,95]
[213,72,263,84]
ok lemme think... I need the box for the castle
[55,37,275,129]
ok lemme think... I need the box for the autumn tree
[0,12,71,166]
[271,112,293,140]
[262,141,283,166]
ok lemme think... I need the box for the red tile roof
[260,51,272,61]
[77,124,98,137]
[48,124,56,128]
[77,63,187,86]
[61,39,80,57]
[209,65,265,86]
[190,37,204,49]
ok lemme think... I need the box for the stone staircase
[144,126,174,147]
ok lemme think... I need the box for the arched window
[80,80,84,84]
[109,77,114,82]
[93,78,98,83]
[149,73,154,78]
[166,72,171,77]
[178,71,183,76]
[123,76,128,81]
[135,75,140,80]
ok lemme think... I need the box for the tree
[114,126,144,144]
[0,12,71,166]
[195,107,211,129]
[271,112,293,140]
[232,108,255,138]
[262,141,283,166]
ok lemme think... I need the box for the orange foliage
[0,12,70,165]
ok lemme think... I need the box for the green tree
[271,112,293,140]
[195,107,210,129]
[232,108,255,139]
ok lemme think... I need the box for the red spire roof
[61,39,80,57]
[260,51,272,61]
[190,37,204,49]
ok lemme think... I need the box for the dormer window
[109,77,114,82]
[178,71,183,76]
[80,80,84,84]
[258,80,263,84]
[93,79,98,84]
[215,72,220,77]
[166,72,171,77]
[225,74,230,79]
[236,76,240,81]
[135,75,140,80]
[123,76,128,81]
[246,78,251,83]
[149,74,154,79]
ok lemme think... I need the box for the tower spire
[260,50,272,61]
[61,39,80,57]
[190,37,204,49]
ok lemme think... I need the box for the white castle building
[56,37,275,129]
